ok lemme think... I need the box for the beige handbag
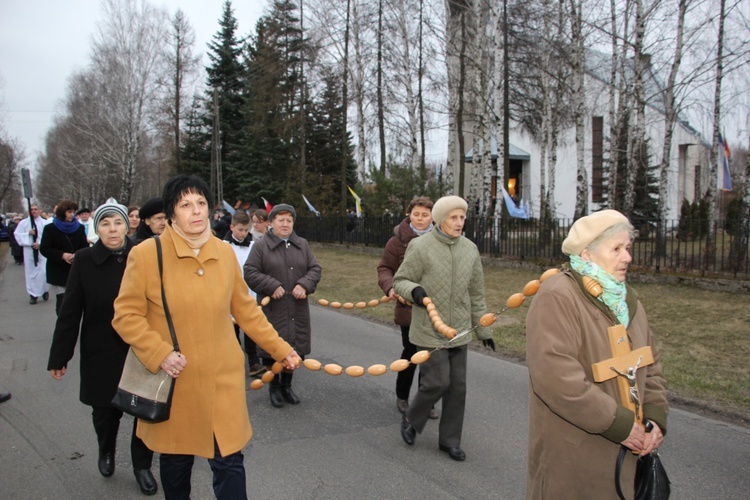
[111,236,179,422]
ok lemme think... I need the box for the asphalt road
[1,253,749,499]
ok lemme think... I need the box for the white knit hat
[431,196,468,225]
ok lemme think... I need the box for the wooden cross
[591,324,654,426]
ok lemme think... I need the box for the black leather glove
[483,338,496,351]
[411,287,428,308]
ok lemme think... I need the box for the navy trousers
[159,438,247,500]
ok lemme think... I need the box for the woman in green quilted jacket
[393,195,495,462]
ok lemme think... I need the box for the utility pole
[211,89,223,207]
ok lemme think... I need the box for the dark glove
[411,287,428,308]
[483,338,496,351]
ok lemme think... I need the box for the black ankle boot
[280,372,300,404]
[269,375,284,408]
[98,451,115,477]
[134,468,158,495]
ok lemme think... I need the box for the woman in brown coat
[525,210,668,499]
[376,197,437,417]
[244,204,321,408]
[113,176,300,499]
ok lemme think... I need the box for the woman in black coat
[40,200,89,314]
[47,199,157,496]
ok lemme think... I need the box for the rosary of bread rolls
[249,267,586,391]
[258,295,395,309]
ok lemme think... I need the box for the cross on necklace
[591,324,655,427]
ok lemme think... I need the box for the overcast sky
[0,0,268,168]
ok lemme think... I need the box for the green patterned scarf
[569,255,629,327]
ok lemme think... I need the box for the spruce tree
[236,0,305,206]
[178,96,212,181]
[304,69,358,214]
[609,112,658,227]
[204,0,246,202]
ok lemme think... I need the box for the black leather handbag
[616,444,671,500]
[111,236,179,423]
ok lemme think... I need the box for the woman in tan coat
[525,210,668,499]
[113,175,300,500]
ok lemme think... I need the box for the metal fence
[295,216,750,277]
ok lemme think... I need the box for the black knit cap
[139,198,164,220]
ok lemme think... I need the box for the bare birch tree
[605,0,623,209]
[37,70,120,206]
[351,0,370,179]
[704,0,726,264]
[0,135,23,211]
[569,0,588,218]
[656,0,689,225]
[444,0,472,197]
[468,0,484,209]
[160,9,200,174]
[91,0,167,203]
[490,0,504,219]
[418,0,427,175]
[377,0,387,172]
[388,0,420,170]
[341,0,351,210]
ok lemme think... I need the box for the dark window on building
[592,116,604,202]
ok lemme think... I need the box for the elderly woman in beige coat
[113,175,300,500]
[525,210,668,500]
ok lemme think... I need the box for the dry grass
[312,244,750,422]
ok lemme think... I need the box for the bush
[677,198,709,241]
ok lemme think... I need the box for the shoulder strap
[155,236,180,352]
[615,444,627,500]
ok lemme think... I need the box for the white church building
[460,51,712,220]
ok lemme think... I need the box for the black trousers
[159,438,247,500]
[233,324,260,366]
[406,345,468,448]
[91,406,153,470]
[396,326,418,400]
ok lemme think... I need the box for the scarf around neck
[434,225,459,241]
[569,254,630,327]
[170,221,212,252]
[53,217,82,234]
[410,222,433,236]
